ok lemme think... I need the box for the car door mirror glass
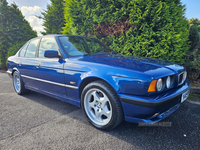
[44,50,59,58]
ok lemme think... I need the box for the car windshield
[58,36,111,57]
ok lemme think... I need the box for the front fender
[64,59,151,99]
[78,72,150,97]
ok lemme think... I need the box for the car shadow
[22,91,200,149]
[21,91,79,115]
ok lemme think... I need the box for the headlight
[156,78,163,91]
[182,72,187,83]
[178,71,187,85]
[166,76,171,89]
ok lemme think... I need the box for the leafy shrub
[186,42,200,81]
[187,23,200,82]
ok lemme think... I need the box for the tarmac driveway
[0,72,200,150]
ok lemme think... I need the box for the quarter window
[38,37,59,58]
[25,39,40,58]
[19,43,28,57]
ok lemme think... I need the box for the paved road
[0,72,200,150]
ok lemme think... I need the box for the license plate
[181,90,190,103]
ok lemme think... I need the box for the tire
[13,71,29,95]
[81,80,124,130]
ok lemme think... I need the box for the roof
[42,34,92,38]
[28,34,94,42]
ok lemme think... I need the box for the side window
[25,39,40,58]
[59,36,87,56]
[38,37,59,58]
[19,43,28,57]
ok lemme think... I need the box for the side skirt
[25,84,81,107]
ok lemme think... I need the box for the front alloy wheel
[84,88,112,126]
[81,80,123,130]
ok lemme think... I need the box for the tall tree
[189,25,200,51]
[62,0,190,64]
[0,0,9,67]
[188,18,200,32]
[0,0,37,68]
[39,0,65,35]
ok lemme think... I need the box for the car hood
[77,54,185,78]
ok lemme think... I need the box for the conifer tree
[39,0,65,34]
[189,25,200,51]
[188,18,200,32]
[0,0,9,67]
[0,0,37,68]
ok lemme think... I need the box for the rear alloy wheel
[81,80,123,130]
[13,71,29,95]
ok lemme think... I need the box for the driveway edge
[190,87,200,94]
[0,70,7,73]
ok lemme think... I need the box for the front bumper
[119,79,190,124]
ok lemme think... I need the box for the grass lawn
[188,93,200,102]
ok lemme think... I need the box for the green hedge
[7,41,27,59]
[62,0,190,65]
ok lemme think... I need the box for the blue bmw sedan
[7,35,190,130]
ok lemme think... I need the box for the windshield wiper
[110,51,118,55]
[83,53,90,56]
[90,52,109,55]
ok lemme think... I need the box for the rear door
[18,38,41,88]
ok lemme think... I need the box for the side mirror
[44,50,60,58]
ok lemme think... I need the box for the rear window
[25,39,40,58]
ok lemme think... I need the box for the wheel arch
[79,76,120,104]
[79,76,125,130]
[12,67,21,76]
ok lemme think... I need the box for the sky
[6,0,200,36]
[7,0,50,36]
[181,0,200,19]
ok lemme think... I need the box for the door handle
[35,64,40,68]
[16,61,22,66]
